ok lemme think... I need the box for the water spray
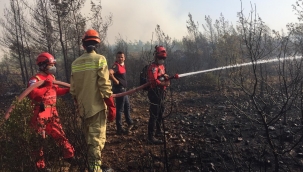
[177,56,303,78]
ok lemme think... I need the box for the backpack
[139,64,150,91]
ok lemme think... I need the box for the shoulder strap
[34,74,55,81]
[35,75,41,81]
[114,62,121,69]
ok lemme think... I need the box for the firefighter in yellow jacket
[70,29,116,172]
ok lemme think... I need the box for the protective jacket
[70,50,113,118]
[28,73,69,129]
[147,62,167,89]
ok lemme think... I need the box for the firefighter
[70,29,116,172]
[28,52,75,170]
[146,45,170,144]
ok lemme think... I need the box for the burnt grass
[102,85,303,172]
[1,84,303,171]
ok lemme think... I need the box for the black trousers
[147,88,165,138]
[112,86,132,130]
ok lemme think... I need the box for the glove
[43,79,53,88]
[104,96,116,122]
[163,74,169,80]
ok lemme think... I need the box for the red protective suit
[27,73,74,169]
[147,62,167,89]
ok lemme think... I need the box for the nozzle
[168,73,179,80]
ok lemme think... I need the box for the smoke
[87,0,188,44]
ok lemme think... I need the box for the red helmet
[36,52,56,66]
[82,29,101,43]
[154,45,167,59]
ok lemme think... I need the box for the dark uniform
[111,62,133,133]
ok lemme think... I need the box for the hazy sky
[0,0,300,45]
[90,0,299,44]
[88,0,298,43]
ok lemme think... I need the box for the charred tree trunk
[17,0,29,82]
[12,0,25,85]
[56,9,69,82]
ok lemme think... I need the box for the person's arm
[160,66,170,87]
[97,57,113,98]
[159,73,170,87]
[159,80,170,87]
[109,67,119,85]
[97,56,116,122]
[56,87,70,96]
[69,73,79,111]
[147,65,160,87]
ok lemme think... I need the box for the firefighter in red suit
[27,52,75,170]
[146,46,170,144]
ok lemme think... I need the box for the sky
[94,0,299,44]
[0,0,300,45]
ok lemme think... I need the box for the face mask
[157,59,165,65]
[46,66,56,75]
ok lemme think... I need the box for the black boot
[155,130,163,137]
[117,128,128,135]
[126,122,135,132]
[147,136,163,145]
[101,165,115,172]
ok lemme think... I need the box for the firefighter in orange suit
[70,29,116,172]
[28,52,75,170]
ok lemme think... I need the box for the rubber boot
[147,136,163,145]
[117,128,128,135]
[155,129,163,137]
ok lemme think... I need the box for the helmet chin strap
[39,64,48,74]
